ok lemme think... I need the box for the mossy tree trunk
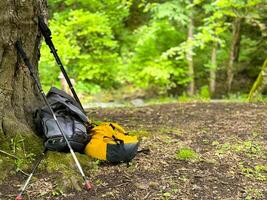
[248,57,267,101]
[0,0,47,148]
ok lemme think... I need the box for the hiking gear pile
[85,123,139,163]
[15,41,93,200]
[14,15,141,200]
[34,87,90,153]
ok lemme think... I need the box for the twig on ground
[144,191,151,199]
[0,149,18,159]
[18,169,30,177]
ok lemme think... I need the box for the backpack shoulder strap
[47,87,83,111]
[46,87,88,122]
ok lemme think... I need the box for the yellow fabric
[84,123,138,160]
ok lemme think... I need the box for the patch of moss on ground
[214,140,265,159]
[239,163,267,181]
[40,152,96,192]
[158,128,183,136]
[2,132,100,192]
[0,157,14,183]
[244,187,265,200]
[130,130,150,138]
[176,148,199,161]
[0,132,43,183]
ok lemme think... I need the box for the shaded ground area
[1,103,267,199]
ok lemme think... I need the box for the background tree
[209,0,266,94]
[248,57,267,101]
[186,3,195,96]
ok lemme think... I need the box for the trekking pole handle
[38,16,51,39]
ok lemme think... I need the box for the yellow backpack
[85,123,139,163]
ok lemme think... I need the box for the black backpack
[34,87,90,153]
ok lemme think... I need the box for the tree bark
[0,1,47,144]
[227,18,242,93]
[186,12,195,96]
[209,43,217,96]
[248,57,267,101]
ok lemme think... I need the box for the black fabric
[47,87,83,111]
[34,87,90,153]
[106,143,139,163]
[46,87,88,122]
[45,137,86,152]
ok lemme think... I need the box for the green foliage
[177,85,210,102]
[199,85,210,99]
[39,0,267,99]
[10,134,36,172]
[126,19,189,93]
[148,0,190,25]
[40,9,122,93]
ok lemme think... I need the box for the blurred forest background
[39,0,267,103]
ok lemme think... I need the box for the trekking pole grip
[38,15,51,38]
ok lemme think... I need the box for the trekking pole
[15,149,47,200]
[15,41,93,194]
[38,16,84,113]
[38,16,93,130]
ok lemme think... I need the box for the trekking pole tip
[15,194,23,200]
[85,180,93,190]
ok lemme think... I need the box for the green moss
[0,157,14,183]
[248,57,267,101]
[158,128,183,136]
[42,152,91,172]
[0,132,43,183]
[216,140,264,159]
[2,131,98,192]
[244,187,264,200]
[23,134,43,155]
[239,163,267,181]
[176,148,199,161]
[130,130,150,138]
[40,151,95,192]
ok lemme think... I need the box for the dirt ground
[0,102,267,200]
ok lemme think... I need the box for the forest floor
[0,102,267,200]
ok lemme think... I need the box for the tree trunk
[209,43,217,96]
[227,18,242,93]
[0,1,47,145]
[248,57,267,101]
[186,12,195,96]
